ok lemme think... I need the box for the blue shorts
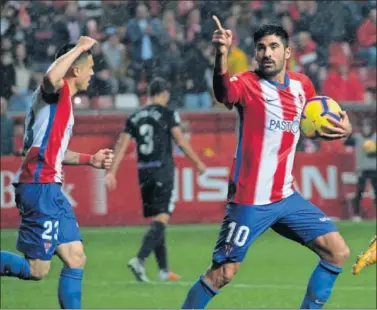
[15,183,82,261]
[213,191,338,264]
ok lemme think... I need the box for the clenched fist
[90,149,114,169]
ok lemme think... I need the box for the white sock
[159,270,169,280]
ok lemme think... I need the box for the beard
[257,60,285,79]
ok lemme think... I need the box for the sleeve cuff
[214,70,230,78]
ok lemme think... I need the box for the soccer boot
[127,257,150,282]
[158,270,180,281]
[352,236,376,275]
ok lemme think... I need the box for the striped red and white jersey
[216,71,316,205]
[13,80,74,184]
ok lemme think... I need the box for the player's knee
[29,260,50,280]
[333,244,351,265]
[30,267,50,280]
[155,213,170,225]
[206,263,239,289]
[221,265,236,286]
[324,242,351,267]
[65,251,87,268]
[313,233,351,267]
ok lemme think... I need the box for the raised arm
[43,36,97,94]
[212,16,243,109]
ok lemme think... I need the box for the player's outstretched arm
[171,127,206,174]
[63,149,113,169]
[43,36,97,94]
[105,132,132,190]
[212,16,242,109]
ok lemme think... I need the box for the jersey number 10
[226,221,250,247]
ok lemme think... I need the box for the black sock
[154,232,168,272]
[353,196,362,215]
[137,221,165,262]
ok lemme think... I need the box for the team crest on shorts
[224,243,232,256]
[44,240,52,253]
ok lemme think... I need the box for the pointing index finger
[212,15,224,30]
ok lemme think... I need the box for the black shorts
[140,180,175,218]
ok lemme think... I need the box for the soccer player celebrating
[105,77,206,282]
[0,37,114,309]
[181,17,353,309]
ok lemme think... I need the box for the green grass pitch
[1,221,376,308]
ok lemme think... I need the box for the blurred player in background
[105,77,206,282]
[353,235,376,275]
[0,37,114,309]
[344,118,376,221]
[181,17,353,309]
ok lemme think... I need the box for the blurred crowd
[1,0,376,113]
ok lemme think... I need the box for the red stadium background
[1,112,375,229]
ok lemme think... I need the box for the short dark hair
[253,24,289,47]
[148,77,170,97]
[55,43,92,64]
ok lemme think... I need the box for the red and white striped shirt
[13,80,74,184]
[214,70,316,205]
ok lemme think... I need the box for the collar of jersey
[266,72,290,89]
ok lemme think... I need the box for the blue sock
[182,275,219,309]
[0,251,31,280]
[58,267,84,309]
[300,260,343,309]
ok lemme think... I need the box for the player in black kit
[105,77,207,282]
